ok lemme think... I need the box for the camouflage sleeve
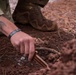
[0,0,14,22]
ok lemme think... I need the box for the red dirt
[0,0,76,75]
[29,39,76,75]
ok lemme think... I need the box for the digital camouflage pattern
[13,0,57,31]
[0,0,57,31]
[0,0,48,21]
[0,0,13,22]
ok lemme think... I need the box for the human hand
[10,31,35,61]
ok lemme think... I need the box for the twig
[57,29,62,40]
[2,68,6,75]
[0,50,8,59]
[36,47,61,56]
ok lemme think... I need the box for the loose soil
[0,0,76,75]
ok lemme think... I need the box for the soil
[0,0,76,75]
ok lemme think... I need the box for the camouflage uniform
[0,0,57,31]
[0,0,13,22]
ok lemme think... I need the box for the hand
[10,31,35,61]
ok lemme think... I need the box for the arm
[0,16,18,36]
[0,16,35,61]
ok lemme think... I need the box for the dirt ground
[0,0,76,75]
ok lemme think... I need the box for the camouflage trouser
[0,0,48,22]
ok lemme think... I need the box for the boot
[13,0,58,31]
[17,0,49,7]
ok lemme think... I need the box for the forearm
[0,16,18,36]
[0,16,35,61]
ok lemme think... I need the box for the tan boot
[13,1,58,32]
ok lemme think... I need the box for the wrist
[7,28,21,39]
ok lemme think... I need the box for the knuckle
[29,38,34,42]
[14,42,20,46]
[19,39,24,43]
[25,39,29,42]
[30,50,35,54]
[23,38,29,42]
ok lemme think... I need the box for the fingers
[13,42,20,52]
[20,41,25,54]
[14,38,35,61]
[24,40,29,55]
[28,39,35,61]
[20,39,29,55]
